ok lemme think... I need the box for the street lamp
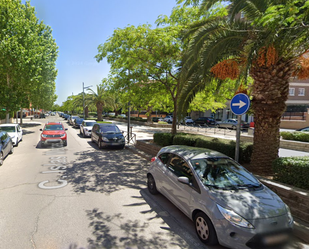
[83,82,92,119]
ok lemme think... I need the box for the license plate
[263,233,289,245]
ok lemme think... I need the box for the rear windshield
[100,125,120,133]
[191,158,261,190]
[0,126,15,132]
[44,125,64,130]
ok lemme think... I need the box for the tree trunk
[85,106,89,118]
[172,99,177,135]
[97,103,103,121]
[250,59,295,175]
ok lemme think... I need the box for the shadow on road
[65,148,148,194]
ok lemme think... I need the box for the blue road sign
[230,93,250,115]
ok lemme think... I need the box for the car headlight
[102,137,109,142]
[41,134,48,138]
[285,204,293,225]
[217,204,254,229]
[120,137,125,142]
[60,134,66,138]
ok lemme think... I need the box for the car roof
[0,123,19,127]
[96,123,116,126]
[46,122,63,125]
[158,145,228,161]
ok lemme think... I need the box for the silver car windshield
[191,158,261,190]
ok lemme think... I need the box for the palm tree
[179,0,309,175]
[87,85,108,121]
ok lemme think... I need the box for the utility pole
[83,82,92,119]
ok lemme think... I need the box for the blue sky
[26,0,178,105]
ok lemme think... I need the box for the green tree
[178,0,309,175]
[0,0,58,122]
[96,5,227,133]
[87,84,109,121]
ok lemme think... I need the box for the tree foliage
[0,0,58,118]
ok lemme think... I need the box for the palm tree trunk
[250,59,295,175]
[97,103,103,121]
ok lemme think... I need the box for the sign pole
[235,115,241,162]
[230,93,251,163]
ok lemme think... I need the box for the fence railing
[281,112,306,120]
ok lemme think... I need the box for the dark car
[91,123,125,149]
[73,118,84,128]
[0,131,14,166]
[194,117,216,126]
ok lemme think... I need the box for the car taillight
[151,157,156,162]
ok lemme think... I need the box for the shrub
[272,157,309,189]
[280,131,309,142]
[158,121,168,124]
[153,133,253,164]
[173,133,198,147]
[154,133,174,147]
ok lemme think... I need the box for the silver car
[147,145,293,249]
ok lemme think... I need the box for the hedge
[153,132,253,163]
[273,157,309,189]
[280,131,309,142]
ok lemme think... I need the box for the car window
[191,158,260,190]
[99,125,120,133]
[158,153,170,164]
[44,125,64,130]
[85,122,95,126]
[0,126,15,132]
[168,155,193,179]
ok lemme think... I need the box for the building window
[289,88,295,96]
[298,88,305,96]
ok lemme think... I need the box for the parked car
[216,119,250,130]
[147,145,293,249]
[91,123,125,149]
[180,116,194,125]
[296,126,309,132]
[80,120,96,137]
[152,117,164,122]
[63,114,70,120]
[0,131,14,166]
[68,116,79,126]
[73,118,84,128]
[39,113,45,118]
[194,117,216,126]
[40,122,68,147]
[163,115,173,123]
[0,124,23,146]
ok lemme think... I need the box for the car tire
[83,131,86,138]
[232,125,236,130]
[119,145,125,149]
[80,129,82,135]
[194,212,218,245]
[91,135,94,143]
[216,124,220,128]
[63,140,67,147]
[0,152,3,166]
[9,144,14,154]
[147,174,159,195]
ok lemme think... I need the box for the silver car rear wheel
[194,212,218,245]
[147,174,159,195]
[0,152,3,166]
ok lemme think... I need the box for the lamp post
[83,82,93,119]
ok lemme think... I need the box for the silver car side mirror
[178,176,190,185]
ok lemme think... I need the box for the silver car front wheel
[194,212,218,245]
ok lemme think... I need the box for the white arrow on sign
[232,100,246,109]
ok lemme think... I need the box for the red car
[40,122,68,147]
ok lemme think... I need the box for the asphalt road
[0,115,308,249]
